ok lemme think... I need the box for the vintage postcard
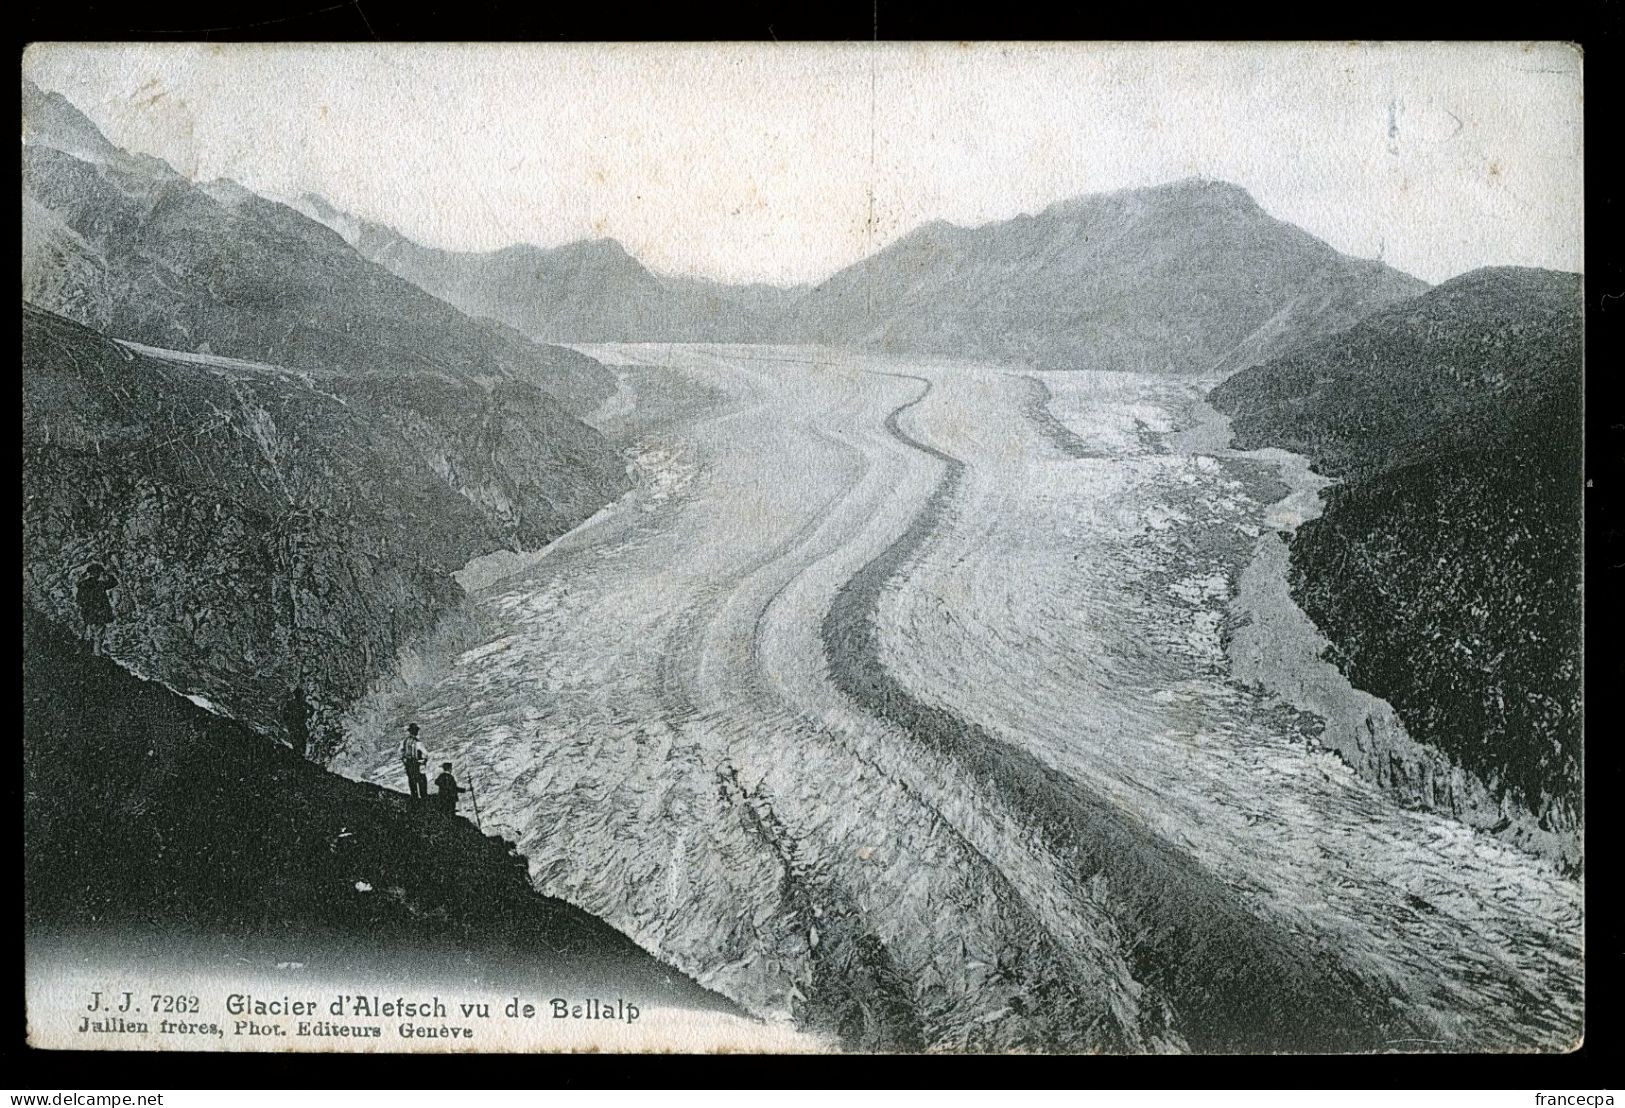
[21,41,1583,1054]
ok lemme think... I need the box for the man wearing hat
[434,761,465,815]
[399,723,428,802]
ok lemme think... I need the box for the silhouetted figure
[75,563,118,656]
[282,683,312,759]
[400,723,428,802]
[434,762,464,815]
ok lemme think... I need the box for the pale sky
[23,42,1584,286]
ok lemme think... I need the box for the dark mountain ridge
[1210,266,1583,864]
[1211,266,1583,476]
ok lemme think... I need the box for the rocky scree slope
[24,304,628,756]
[1210,267,1583,865]
[23,608,736,1014]
[774,178,1426,373]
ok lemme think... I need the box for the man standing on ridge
[434,761,465,816]
[400,723,428,802]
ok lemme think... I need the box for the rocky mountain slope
[21,77,613,416]
[22,75,634,753]
[775,178,1426,373]
[23,607,736,1014]
[293,194,802,343]
[24,303,628,755]
[1210,267,1583,862]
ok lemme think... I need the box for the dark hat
[407,723,419,733]
[441,762,453,769]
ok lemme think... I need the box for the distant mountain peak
[883,218,969,254]
[550,236,636,262]
[1157,175,1255,197]
[21,75,121,163]
[1436,264,1580,289]
[297,192,346,220]
[781,173,1424,374]
[198,178,257,207]
[281,192,366,245]
[1042,176,1260,220]
[23,76,186,185]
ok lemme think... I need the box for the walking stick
[468,773,483,832]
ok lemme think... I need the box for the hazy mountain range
[26,70,1428,377]
[292,194,805,344]
[21,78,613,415]
[293,179,1424,372]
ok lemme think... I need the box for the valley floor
[333,346,1582,1053]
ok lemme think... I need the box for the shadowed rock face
[20,77,614,416]
[1210,267,1584,859]
[773,178,1427,372]
[23,304,628,754]
[1212,266,1584,477]
[22,607,737,1014]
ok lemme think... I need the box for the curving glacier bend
[333,345,1581,1053]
